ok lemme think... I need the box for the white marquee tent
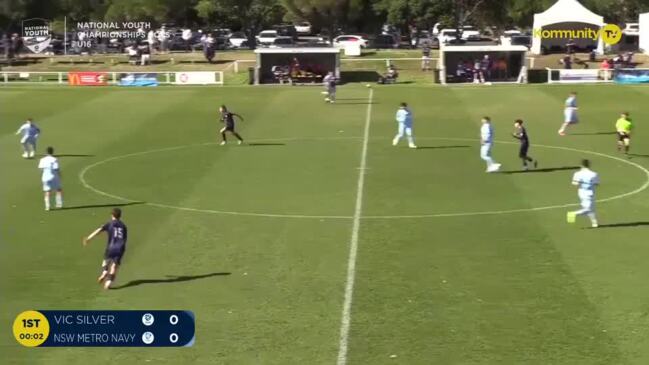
[531,0,604,55]
[640,12,649,54]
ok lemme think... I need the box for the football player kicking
[83,208,128,290]
[219,105,244,145]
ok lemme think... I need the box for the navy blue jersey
[101,220,127,251]
[514,126,529,144]
[222,111,238,129]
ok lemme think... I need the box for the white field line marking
[337,88,373,365]
[362,138,649,219]
[78,137,649,219]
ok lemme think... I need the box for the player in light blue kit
[15,118,40,158]
[567,159,599,228]
[480,116,501,172]
[558,92,578,136]
[38,146,63,211]
[392,102,417,148]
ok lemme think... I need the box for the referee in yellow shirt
[615,112,633,154]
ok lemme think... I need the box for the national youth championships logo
[22,18,52,53]
[533,23,622,45]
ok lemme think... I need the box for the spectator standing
[481,55,492,80]
[421,42,431,71]
[11,33,22,59]
[147,30,156,53]
[203,33,215,63]
[182,28,193,51]
[566,39,576,54]
[157,26,168,53]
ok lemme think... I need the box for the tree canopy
[2,0,649,34]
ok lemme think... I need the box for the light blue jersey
[481,122,494,143]
[38,155,60,182]
[16,122,40,142]
[572,168,598,195]
[565,96,577,109]
[396,108,413,127]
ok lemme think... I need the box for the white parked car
[295,22,312,34]
[461,26,481,41]
[228,32,248,48]
[332,35,368,48]
[256,30,278,46]
[437,29,459,44]
[499,30,522,46]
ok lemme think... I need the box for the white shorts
[43,178,61,192]
[578,191,595,212]
[564,109,578,123]
[480,143,492,159]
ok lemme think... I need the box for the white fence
[545,68,613,84]
[0,71,224,85]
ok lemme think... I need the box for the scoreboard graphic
[13,310,195,347]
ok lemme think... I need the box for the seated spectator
[378,65,399,84]
[456,59,465,78]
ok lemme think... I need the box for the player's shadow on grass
[500,166,579,174]
[246,142,285,146]
[628,153,649,158]
[335,101,379,105]
[58,202,144,211]
[416,145,470,150]
[111,272,231,290]
[590,221,649,228]
[570,131,616,136]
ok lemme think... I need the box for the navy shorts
[224,124,235,131]
[104,247,125,265]
[519,143,529,158]
[617,132,630,141]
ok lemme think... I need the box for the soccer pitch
[3,84,649,364]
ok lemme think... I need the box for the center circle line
[78,137,649,220]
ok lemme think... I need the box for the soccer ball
[365,84,371,88]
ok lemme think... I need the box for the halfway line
[336,87,374,365]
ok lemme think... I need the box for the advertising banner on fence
[119,73,158,86]
[175,72,217,85]
[558,69,600,83]
[615,69,649,84]
[68,72,108,86]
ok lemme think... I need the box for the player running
[83,208,128,290]
[392,102,417,148]
[615,112,633,155]
[512,119,538,170]
[323,71,336,103]
[38,146,63,211]
[558,92,578,136]
[219,105,244,145]
[567,159,599,228]
[15,118,40,158]
[480,117,501,172]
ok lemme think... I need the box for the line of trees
[2,0,649,36]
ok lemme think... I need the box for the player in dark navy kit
[219,105,244,145]
[83,208,127,290]
[512,119,538,170]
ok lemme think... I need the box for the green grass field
[3,83,649,364]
